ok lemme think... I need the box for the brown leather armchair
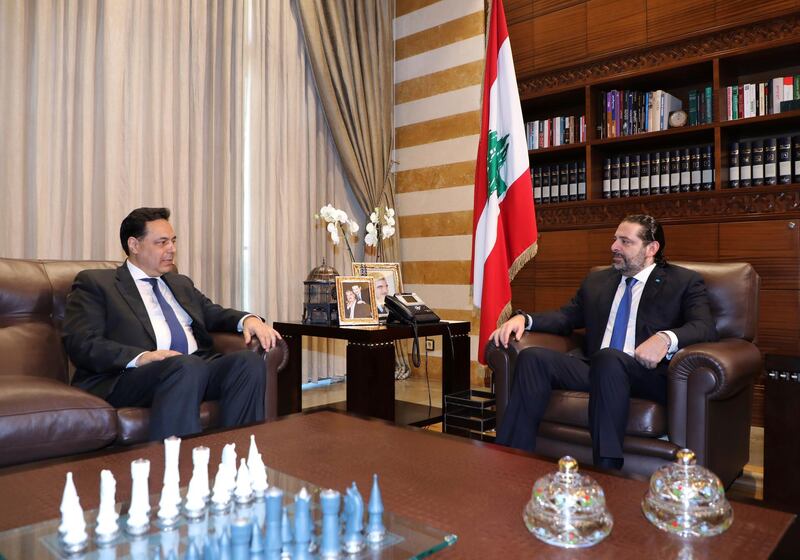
[485,261,761,487]
[0,257,288,467]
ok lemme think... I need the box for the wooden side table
[273,321,471,422]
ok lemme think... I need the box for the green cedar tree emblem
[487,130,510,199]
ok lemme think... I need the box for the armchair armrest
[485,331,583,427]
[211,333,290,421]
[667,338,761,449]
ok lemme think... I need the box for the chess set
[0,435,456,559]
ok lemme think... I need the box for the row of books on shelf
[724,77,800,120]
[526,115,586,150]
[727,137,800,188]
[603,146,714,198]
[532,161,586,204]
[596,88,709,139]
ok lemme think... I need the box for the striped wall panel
[394,0,487,386]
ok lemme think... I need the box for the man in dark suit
[491,215,718,469]
[63,207,281,441]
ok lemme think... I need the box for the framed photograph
[336,276,379,325]
[351,262,403,317]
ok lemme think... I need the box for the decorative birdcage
[302,259,339,324]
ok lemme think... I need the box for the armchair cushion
[543,391,667,437]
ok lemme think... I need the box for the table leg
[278,333,302,416]
[346,340,395,421]
[441,330,470,410]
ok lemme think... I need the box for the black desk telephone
[384,293,440,325]
[385,293,440,367]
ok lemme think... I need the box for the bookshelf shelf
[527,143,586,158]
[590,123,715,148]
[718,109,800,130]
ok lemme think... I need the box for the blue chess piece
[343,483,365,554]
[366,474,385,543]
[203,535,220,560]
[250,517,265,556]
[293,488,312,552]
[280,506,293,558]
[219,529,232,560]
[319,489,341,558]
[230,518,252,560]
[183,542,200,560]
[264,487,283,555]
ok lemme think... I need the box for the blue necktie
[143,278,189,354]
[609,277,636,351]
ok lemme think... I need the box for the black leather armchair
[485,261,761,487]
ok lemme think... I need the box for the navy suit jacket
[63,264,247,398]
[530,262,718,359]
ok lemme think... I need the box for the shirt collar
[126,260,160,282]
[623,262,657,286]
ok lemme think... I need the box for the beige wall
[393,0,487,385]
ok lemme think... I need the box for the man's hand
[135,349,181,367]
[634,333,670,369]
[490,313,527,348]
[243,316,282,350]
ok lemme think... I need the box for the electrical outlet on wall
[425,338,435,351]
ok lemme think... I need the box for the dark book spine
[690,147,702,191]
[778,137,792,184]
[680,148,691,192]
[740,141,752,187]
[559,164,569,201]
[640,153,650,194]
[669,149,681,193]
[764,138,777,185]
[688,90,698,126]
[659,151,670,194]
[620,155,630,197]
[650,152,661,194]
[705,86,713,123]
[794,136,800,182]
[578,161,587,200]
[541,164,551,203]
[751,140,764,186]
[533,167,542,204]
[630,154,640,196]
[702,145,714,190]
[568,162,578,201]
[728,142,740,188]
[611,157,621,198]
[603,158,611,198]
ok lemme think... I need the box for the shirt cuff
[660,330,678,358]
[127,352,146,369]
[237,314,263,332]
[524,313,533,330]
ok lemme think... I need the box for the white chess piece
[95,470,120,543]
[184,474,207,518]
[247,435,259,470]
[249,452,269,498]
[191,446,211,502]
[61,491,89,554]
[158,437,182,526]
[58,472,79,535]
[126,459,151,535]
[211,468,231,511]
[234,458,253,504]
[221,443,237,494]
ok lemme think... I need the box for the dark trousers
[495,347,667,466]
[107,350,266,441]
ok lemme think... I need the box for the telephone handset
[384,292,440,368]
[384,293,440,325]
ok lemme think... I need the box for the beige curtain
[243,0,363,382]
[0,0,357,382]
[0,0,245,307]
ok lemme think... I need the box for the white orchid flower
[381,226,395,240]
[370,211,378,223]
[348,220,359,233]
[386,208,395,217]
[365,232,378,247]
[366,222,377,234]
[330,229,340,245]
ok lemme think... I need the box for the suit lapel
[636,264,666,341]
[114,264,158,346]
[597,268,622,323]
[161,273,203,329]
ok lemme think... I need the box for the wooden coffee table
[0,409,794,559]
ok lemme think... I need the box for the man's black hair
[119,207,171,255]
[623,214,666,264]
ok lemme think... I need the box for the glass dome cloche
[523,456,613,548]
[641,448,733,538]
[302,259,339,325]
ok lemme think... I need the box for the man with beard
[490,214,718,469]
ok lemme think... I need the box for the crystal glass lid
[642,448,733,537]
[523,456,613,548]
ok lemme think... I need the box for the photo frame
[336,276,379,325]
[351,262,403,318]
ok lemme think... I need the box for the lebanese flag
[472,0,538,364]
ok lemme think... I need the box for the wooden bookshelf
[513,12,800,427]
